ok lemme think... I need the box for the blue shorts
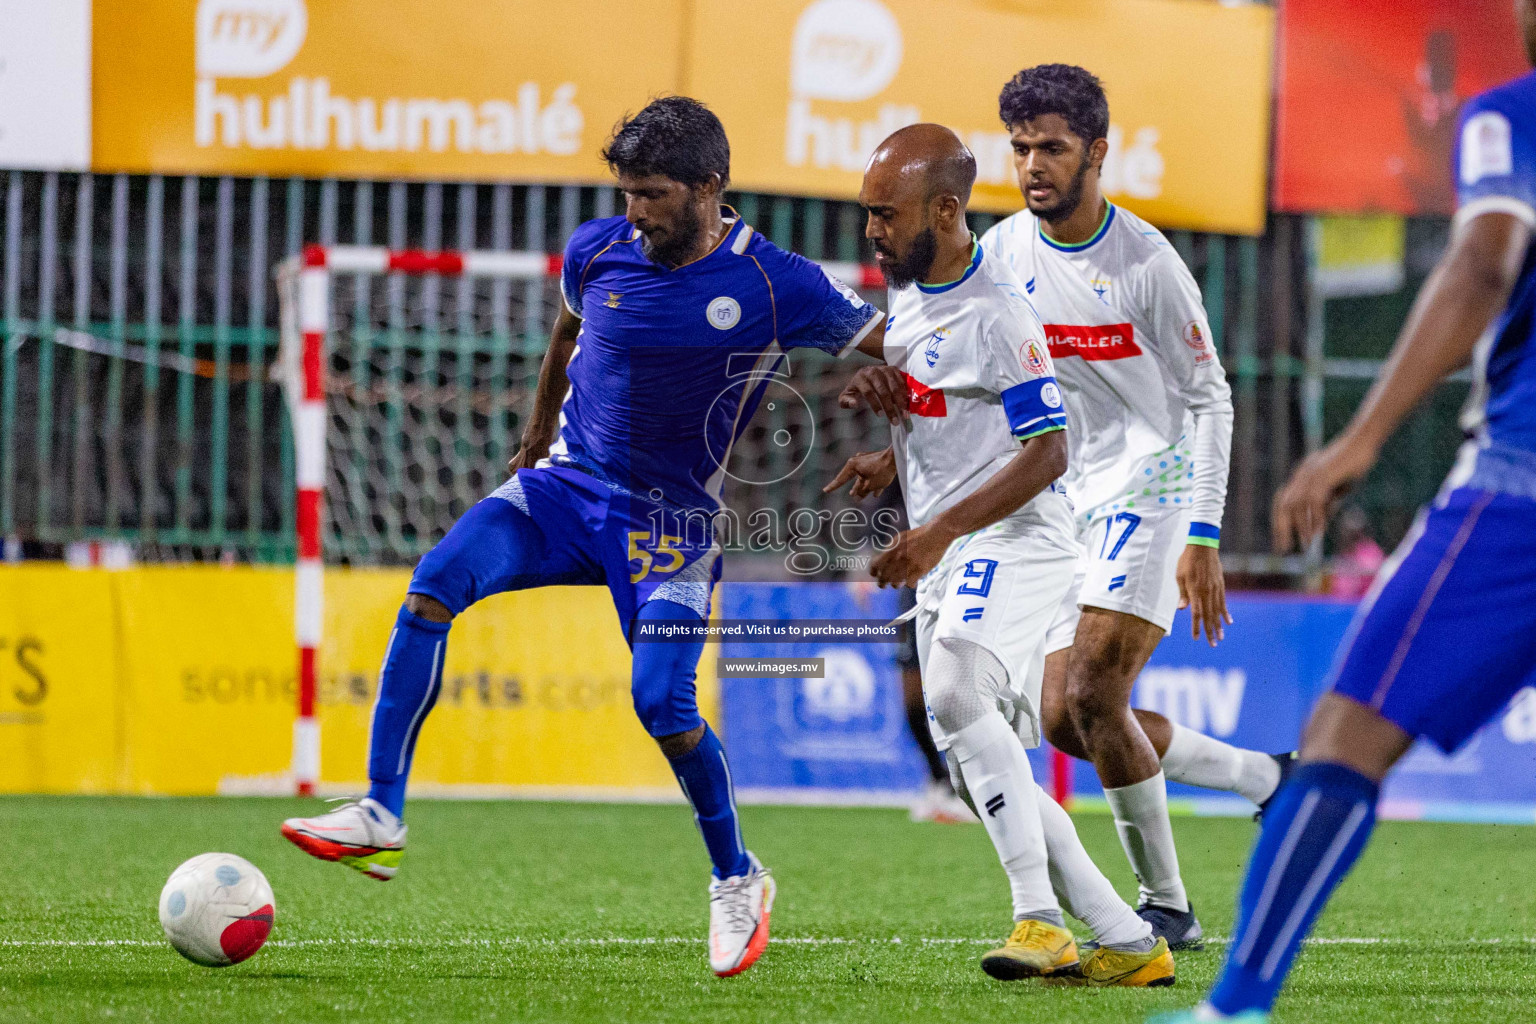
[1330,487,1536,753]
[408,466,721,737]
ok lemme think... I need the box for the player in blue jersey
[1155,6,1536,1021]
[280,96,885,977]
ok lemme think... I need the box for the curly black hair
[600,96,730,190]
[997,64,1109,143]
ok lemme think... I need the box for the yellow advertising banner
[690,0,1275,234]
[90,0,1272,232]
[0,566,710,796]
[92,0,684,180]
[0,567,120,793]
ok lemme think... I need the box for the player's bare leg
[1063,608,1199,944]
[1042,649,1287,808]
[1298,693,1414,781]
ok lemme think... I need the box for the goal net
[277,246,564,565]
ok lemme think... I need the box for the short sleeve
[1454,93,1536,230]
[559,217,629,318]
[775,253,884,357]
[981,287,1067,440]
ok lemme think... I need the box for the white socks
[1103,771,1188,913]
[1161,723,1281,805]
[1034,783,1154,951]
[949,713,1059,925]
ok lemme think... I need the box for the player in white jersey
[827,123,1173,987]
[978,65,1292,949]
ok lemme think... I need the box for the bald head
[860,124,979,289]
[866,123,977,206]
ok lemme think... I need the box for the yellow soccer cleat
[980,919,1080,980]
[1064,936,1176,987]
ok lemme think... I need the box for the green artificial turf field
[2,797,1532,1023]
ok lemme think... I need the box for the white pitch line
[5,936,1536,949]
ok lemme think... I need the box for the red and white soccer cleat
[708,852,775,977]
[280,797,407,881]
[910,780,979,824]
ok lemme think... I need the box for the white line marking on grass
[6,935,1536,949]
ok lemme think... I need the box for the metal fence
[0,169,1467,577]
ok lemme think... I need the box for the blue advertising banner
[720,585,1536,823]
[719,583,929,801]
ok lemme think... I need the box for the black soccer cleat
[1136,900,1205,952]
[1254,751,1300,821]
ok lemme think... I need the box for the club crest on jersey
[706,296,741,330]
[604,292,622,309]
[1020,339,1049,377]
[924,327,950,367]
[1184,320,1215,364]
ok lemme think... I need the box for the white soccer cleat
[708,852,776,977]
[281,797,407,881]
[910,780,979,824]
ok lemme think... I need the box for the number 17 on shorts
[1080,506,1189,633]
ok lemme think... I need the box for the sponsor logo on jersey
[604,292,622,309]
[706,296,741,330]
[1043,322,1143,361]
[902,372,947,417]
[1090,274,1112,302]
[923,326,950,367]
[1020,338,1049,376]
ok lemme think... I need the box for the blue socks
[668,723,751,879]
[1209,762,1380,1016]
[366,605,451,819]
[363,597,748,881]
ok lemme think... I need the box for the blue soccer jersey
[550,212,883,512]
[1321,70,1536,755]
[1453,70,1536,482]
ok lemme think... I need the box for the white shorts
[915,512,1078,753]
[1044,505,1191,655]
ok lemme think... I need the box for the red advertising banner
[1274,0,1528,216]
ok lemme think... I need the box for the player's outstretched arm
[869,429,1067,588]
[1272,212,1532,552]
[508,305,581,473]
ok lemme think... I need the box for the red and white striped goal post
[274,242,884,798]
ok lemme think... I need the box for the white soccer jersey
[980,203,1233,540]
[883,243,1073,533]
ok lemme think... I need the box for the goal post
[273,243,565,796]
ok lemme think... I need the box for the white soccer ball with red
[158,853,276,966]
